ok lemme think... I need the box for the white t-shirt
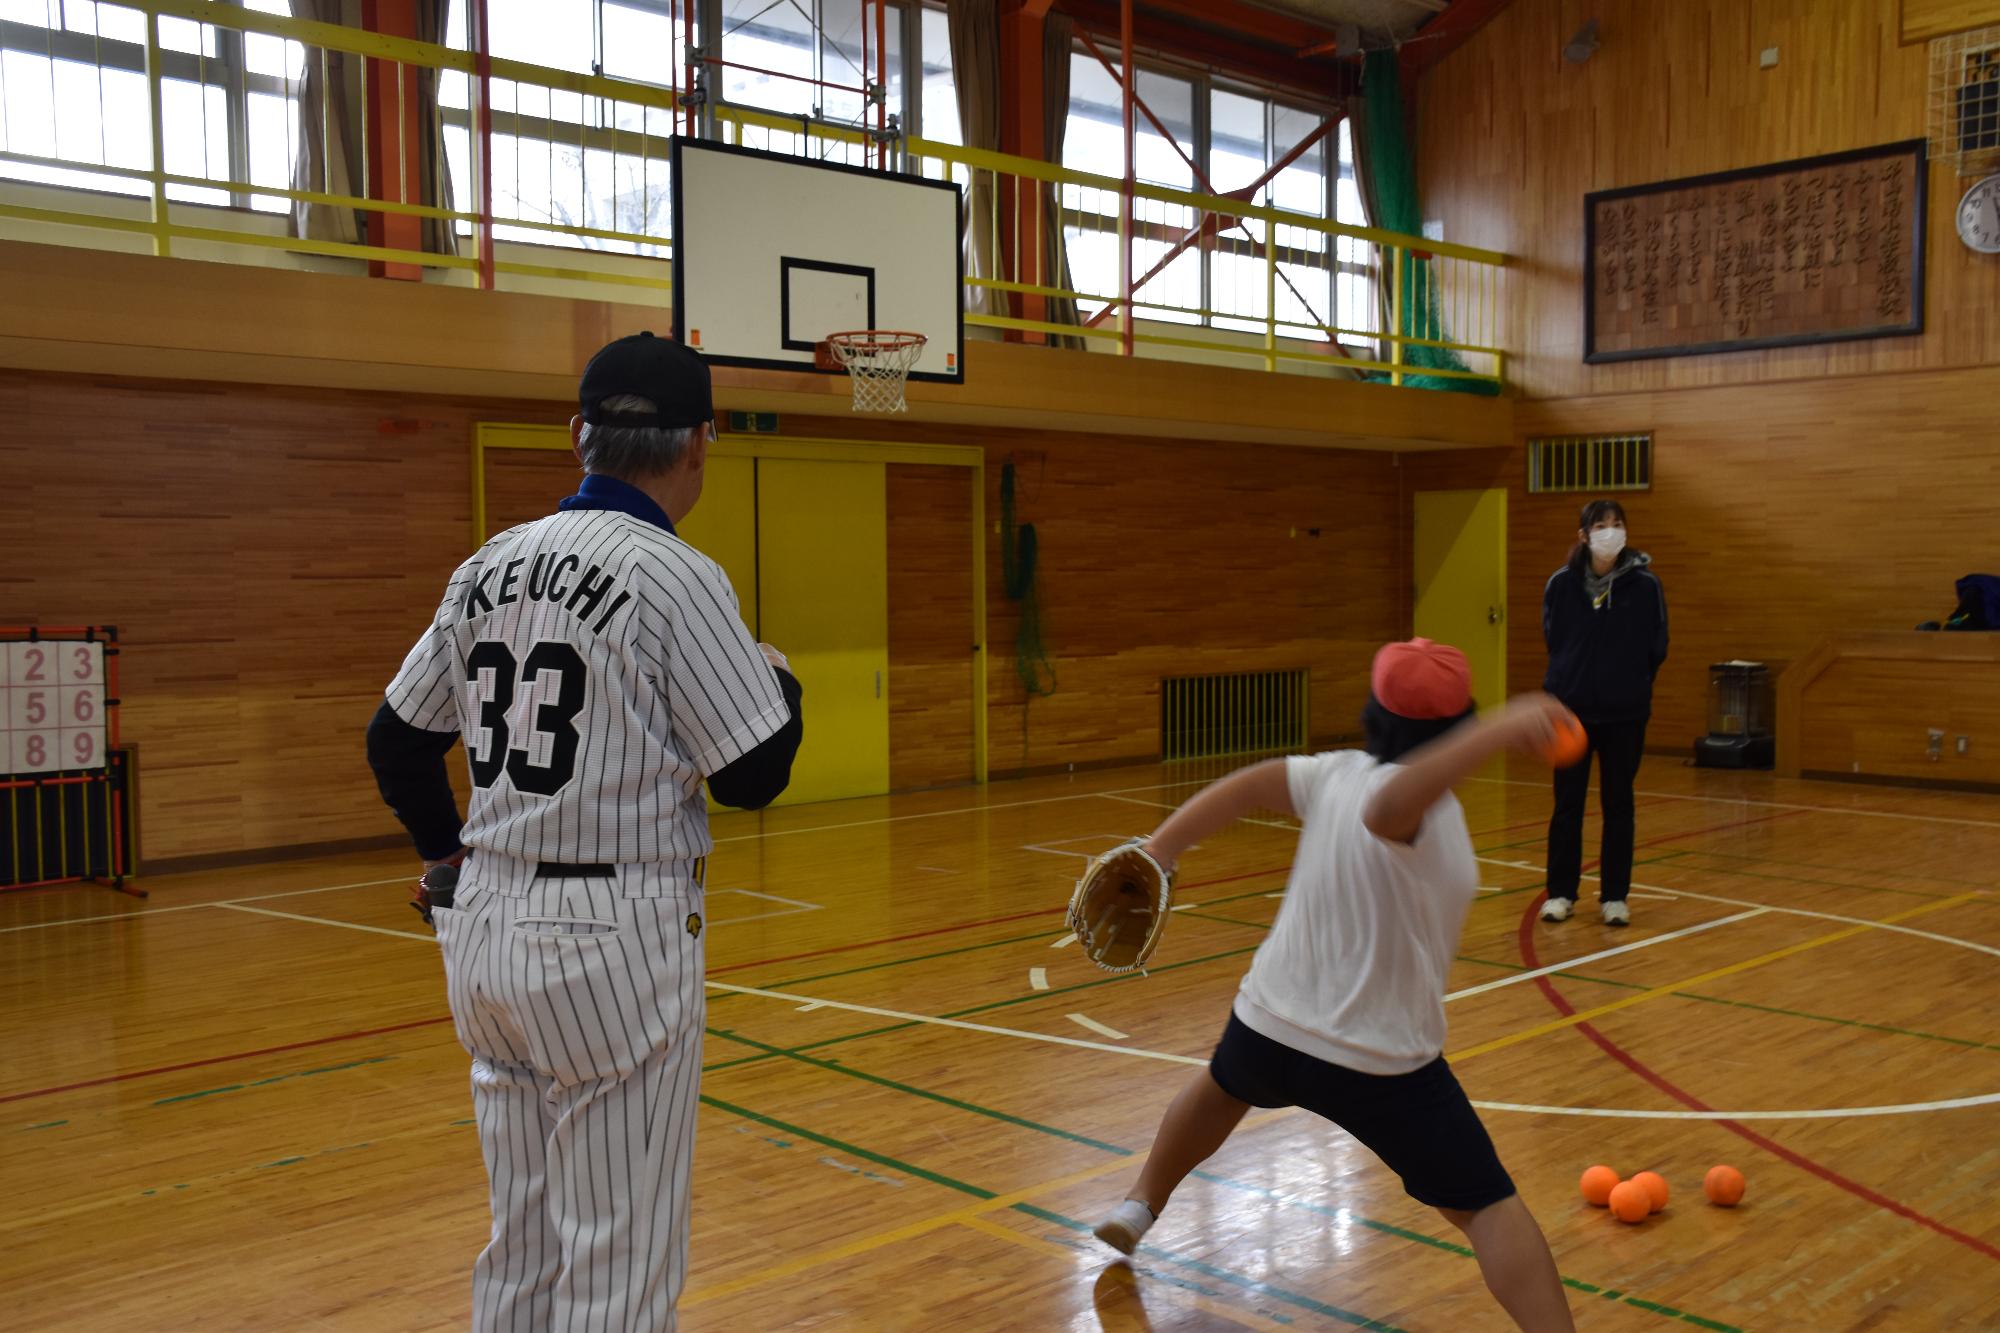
[1233,750,1480,1075]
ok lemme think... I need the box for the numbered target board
[3,638,107,774]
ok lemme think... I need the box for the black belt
[534,863,616,879]
[531,858,707,883]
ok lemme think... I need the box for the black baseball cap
[578,331,713,429]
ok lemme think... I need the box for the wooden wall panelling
[885,465,978,789]
[1901,0,2000,42]
[1417,0,2000,400]
[1399,364,2000,759]
[1778,632,2000,781]
[0,372,572,865]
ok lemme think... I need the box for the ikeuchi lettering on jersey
[460,551,635,637]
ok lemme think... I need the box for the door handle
[875,670,882,699]
[1487,606,1502,624]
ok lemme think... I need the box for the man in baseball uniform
[366,331,802,1331]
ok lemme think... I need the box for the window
[716,1,952,153]
[441,0,688,254]
[1059,52,1373,346]
[0,0,305,212]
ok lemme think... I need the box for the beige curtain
[948,0,1000,315]
[1038,11,1083,347]
[291,0,457,256]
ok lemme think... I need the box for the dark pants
[1546,718,1648,903]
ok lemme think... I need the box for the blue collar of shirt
[557,473,675,534]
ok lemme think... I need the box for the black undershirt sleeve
[707,667,804,810]
[365,700,465,860]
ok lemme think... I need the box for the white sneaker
[1539,897,1574,922]
[1601,901,1631,927]
[1093,1198,1156,1255]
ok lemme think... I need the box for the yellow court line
[684,1107,1294,1307]
[956,1214,1296,1333]
[1448,892,1977,1063]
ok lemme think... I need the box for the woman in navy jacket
[1539,499,1668,927]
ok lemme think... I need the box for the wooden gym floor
[3,758,1997,1331]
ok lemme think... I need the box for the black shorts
[1208,1011,1516,1213]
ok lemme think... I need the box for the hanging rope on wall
[1001,462,1056,697]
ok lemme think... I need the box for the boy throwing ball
[1093,639,1575,1333]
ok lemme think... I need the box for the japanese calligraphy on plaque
[1584,140,1927,363]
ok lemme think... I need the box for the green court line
[1187,1172,1745,1333]
[705,1029,1134,1156]
[152,1056,396,1107]
[1177,909,1276,931]
[696,1090,1406,1331]
[1012,1203,1407,1332]
[702,1035,1740,1331]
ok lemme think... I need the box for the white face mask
[1588,527,1627,560]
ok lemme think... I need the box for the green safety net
[1362,50,1498,396]
[1000,463,1056,697]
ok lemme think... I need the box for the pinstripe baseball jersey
[385,507,787,867]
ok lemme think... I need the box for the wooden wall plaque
[1584,140,1927,363]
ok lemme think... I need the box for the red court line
[0,1015,456,1106]
[709,863,1295,978]
[1513,894,2000,1263]
[8,864,1302,1105]
[1582,807,1807,873]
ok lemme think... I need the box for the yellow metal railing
[0,0,682,287]
[0,2,1509,387]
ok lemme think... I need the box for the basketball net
[826,331,927,413]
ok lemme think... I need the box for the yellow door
[674,454,759,633]
[756,458,890,804]
[1413,488,1507,711]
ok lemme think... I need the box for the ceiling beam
[1055,0,1356,100]
[1400,0,1517,81]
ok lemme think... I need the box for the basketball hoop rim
[826,330,928,350]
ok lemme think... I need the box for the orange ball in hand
[1607,1180,1652,1223]
[1540,714,1588,767]
[1704,1165,1746,1206]
[1631,1170,1669,1213]
[1579,1165,1620,1207]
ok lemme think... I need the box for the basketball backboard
[671,139,964,382]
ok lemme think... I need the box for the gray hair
[576,394,705,481]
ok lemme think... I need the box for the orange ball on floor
[1579,1164,1620,1206]
[1607,1180,1652,1223]
[1705,1164,1746,1206]
[1540,714,1588,767]
[1631,1170,1669,1213]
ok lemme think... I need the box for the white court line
[1466,775,2000,830]
[1023,835,1136,860]
[1028,967,1049,990]
[1067,1013,1128,1040]
[1050,933,1077,949]
[708,981,2000,1120]
[0,875,413,935]
[1443,909,1769,1002]
[795,1001,828,1012]
[3,778,1211,936]
[704,980,1201,1066]
[717,888,824,912]
[709,778,1210,846]
[1475,857,2000,960]
[216,903,435,940]
[1098,792,1298,831]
